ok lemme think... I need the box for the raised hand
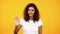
[14,16,20,26]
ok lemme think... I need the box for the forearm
[14,25,21,34]
[14,26,18,34]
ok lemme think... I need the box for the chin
[29,15,33,17]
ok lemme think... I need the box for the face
[28,7,35,17]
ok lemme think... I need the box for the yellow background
[0,0,60,34]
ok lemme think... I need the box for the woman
[14,3,43,34]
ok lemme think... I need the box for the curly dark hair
[23,3,40,22]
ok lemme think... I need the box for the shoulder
[37,19,43,26]
[39,19,42,23]
[19,18,25,21]
[19,18,25,22]
[20,18,24,20]
[19,18,25,25]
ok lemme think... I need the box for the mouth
[29,13,33,15]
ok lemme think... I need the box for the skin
[14,7,42,34]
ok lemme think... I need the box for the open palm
[14,16,20,26]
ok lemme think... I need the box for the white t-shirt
[19,18,43,34]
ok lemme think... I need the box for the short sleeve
[38,19,43,27]
[19,18,25,25]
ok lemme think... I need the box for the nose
[29,10,32,12]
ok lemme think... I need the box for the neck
[29,16,33,20]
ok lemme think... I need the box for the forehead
[28,7,35,10]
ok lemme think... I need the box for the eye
[28,9,30,11]
[32,9,34,11]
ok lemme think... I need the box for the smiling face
[28,7,35,17]
[24,3,39,22]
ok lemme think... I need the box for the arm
[14,16,22,34]
[38,26,42,34]
[14,24,22,34]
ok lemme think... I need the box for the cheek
[32,11,34,14]
[28,11,30,14]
